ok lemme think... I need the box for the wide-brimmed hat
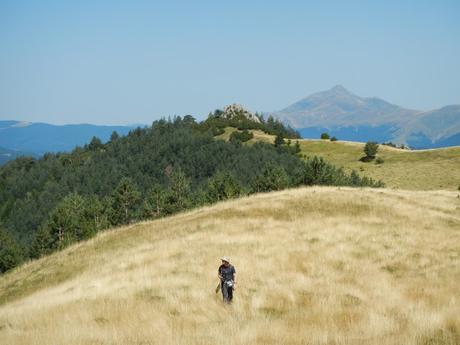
[221,256,230,263]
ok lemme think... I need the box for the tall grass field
[1,187,459,345]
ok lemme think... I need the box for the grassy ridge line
[1,187,459,344]
[218,127,460,190]
[297,139,460,190]
[300,138,460,152]
[216,127,275,144]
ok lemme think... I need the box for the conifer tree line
[0,114,383,274]
[199,109,301,139]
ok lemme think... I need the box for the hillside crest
[1,187,459,345]
[218,104,261,123]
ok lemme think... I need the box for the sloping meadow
[0,187,459,345]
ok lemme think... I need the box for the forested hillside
[0,113,382,274]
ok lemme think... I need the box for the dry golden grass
[1,187,460,345]
[249,129,276,144]
[215,127,275,144]
[215,126,239,141]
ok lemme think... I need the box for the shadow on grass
[359,156,375,162]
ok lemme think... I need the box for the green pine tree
[274,134,285,147]
[294,141,301,154]
[363,141,379,159]
[29,225,52,259]
[47,193,89,249]
[143,184,167,219]
[88,136,103,151]
[83,195,110,233]
[166,168,191,213]
[0,228,23,274]
[251,164,289,192]
[206,171,242,203]
[112,177,141,224]
[110,131,119,142]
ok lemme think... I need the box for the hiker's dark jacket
[218,264,236,282]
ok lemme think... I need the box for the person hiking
[217,257,237,303]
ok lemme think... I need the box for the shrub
[211,126,225,136]
[294,156,384,187]
[0,228,23,273]
[230,129,253,143]
[29,226,52,259]
[375,157,384,164]
[274,134,285,147]
[363,141,379,160]
[206,171,242,203]
[330,136,338,142]
[384,142,408,150]
[382,142,396,148]
[251,164,290,192]
[294,141,301,153]
[320,133,330,140]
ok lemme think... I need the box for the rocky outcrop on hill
[220,104,261,123]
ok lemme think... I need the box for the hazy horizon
[1,1,459,125]
[0,84,438,126]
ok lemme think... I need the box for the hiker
[218,256,237,303]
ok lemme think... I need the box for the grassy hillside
[298,140,460,191]
[1,187,459,345]
[216,127,275,144]
[218,128,460,190]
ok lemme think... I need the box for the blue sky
[1,0,459,125]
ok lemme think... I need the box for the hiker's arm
[217,269,222,280]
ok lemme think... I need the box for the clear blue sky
[1,0,459,125]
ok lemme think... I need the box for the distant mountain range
[0,146,38,165]
[0,121,134,164]
[269,85,460,148]
[1,86,458,165]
